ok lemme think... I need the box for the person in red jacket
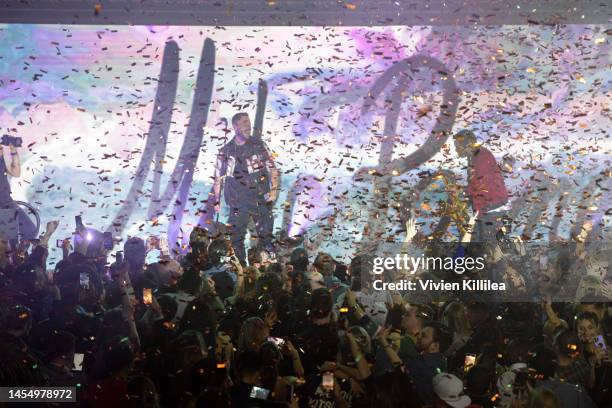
[453,130,509,243]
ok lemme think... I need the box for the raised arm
[39,220,59,248]
[346,331,371,380]
[212,154,224,213]
[1,144,21,178]
[397,217,419,278]
[377,327,403,368]
[460,211,479,243]
[230,255,245,298]
[263,144,280,203]
[117,262,141,350]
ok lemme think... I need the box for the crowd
[0,213,610,408]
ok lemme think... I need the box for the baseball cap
[432,372,471,408]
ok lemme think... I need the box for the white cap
[432,372,471,408]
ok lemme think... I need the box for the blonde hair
[238,317,268,352]
[441,301,470,335]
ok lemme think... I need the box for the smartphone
[322,371,334,392]
[539,254,548,269]
[75,215,84,231]
[159,236,169,256]
[249,386,270,400]
[267,336,285,348]
[219,255,229,263]
[79,272,90,289]
[595,335,607,350]
[103,232,113,250]
[464,354,476,372]
[56,239,65,248]
[73,353,84,371]
[143,288,153,305]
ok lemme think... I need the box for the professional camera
[1,134,23,148]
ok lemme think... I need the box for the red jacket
[466,147,508,213]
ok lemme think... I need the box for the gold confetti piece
[576,76,587,84]
[525,67,537,73]
[595,38,605,44]
[345,2,357,10]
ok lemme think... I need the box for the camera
[1,135,23,148]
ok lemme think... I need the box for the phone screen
[464,354,476,372]
[267,336,285,347]
[143,288,153,305]
[103,232,113,250]
[73,353,84,371]
[56,239,64,248]
[595,335,607,350]
[79,273,89,289]
[249,386,270,400]
[322,372,334,391]
[539,254,548,269]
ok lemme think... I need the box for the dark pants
[474,210,506,244]
[227,201,274,261]
[0,199,38,244]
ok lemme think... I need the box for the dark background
[0,0,608,26]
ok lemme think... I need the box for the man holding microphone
[211,113,281,262]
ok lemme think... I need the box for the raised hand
[404,217,417,243]
[467,211,479,230]
[461,211,479,242]
[45,220,59,236]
